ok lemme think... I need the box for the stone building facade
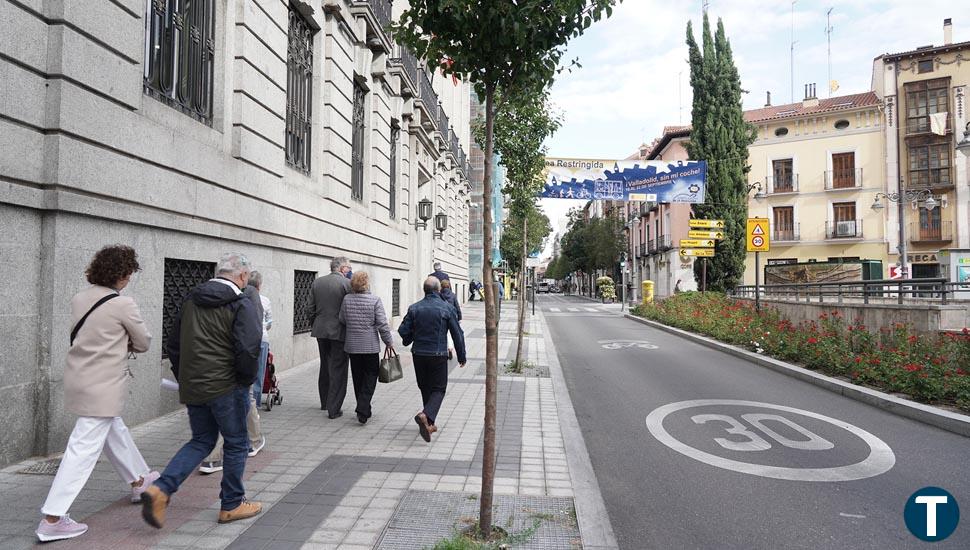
[0,0,471,466]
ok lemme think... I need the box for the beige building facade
[0,0,471,466]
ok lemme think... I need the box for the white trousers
[41,416,150,516]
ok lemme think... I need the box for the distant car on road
[537,281,551,293]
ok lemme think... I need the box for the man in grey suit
[309,257,351,418]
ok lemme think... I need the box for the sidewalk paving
[0,301,616,550]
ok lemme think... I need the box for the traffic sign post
[680,239,716,248]
[746,218,770,311]
[679,248,715,257]
[689,219,725,229]
[688,229,725,240]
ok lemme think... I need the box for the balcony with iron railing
[438,104,450,141]
[766,174,799,194]
[825,219,863,239]
[824,168,863,190]
[639,243,647,257]
[658,234,672,250]
[772,223,800,242]
[349,0,392,49]
[416,68,439,125]
[647,239,657,253]
[910,220,953,243]
[389,45,419,96]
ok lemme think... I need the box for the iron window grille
[285,6,314,174]
[392,279,401,317]
[293,270,316,334]
[351,81,367,201]
[144,0,216,125]
[390,125,399,218]
[162,258,216,359]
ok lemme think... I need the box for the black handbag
[379,348,403,383]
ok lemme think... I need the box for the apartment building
[0,0,471,466]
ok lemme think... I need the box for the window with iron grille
[392,279,401,317]
[390,125,399,218]
[162,258,216,359]
[293,270,316,334]
[351,81,366,201]
[285,6,314,174]
[144,0,216,125]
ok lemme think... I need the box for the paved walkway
[0,301,615,549]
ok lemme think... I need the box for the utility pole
[826,8,834,97]
[790,1,797,103]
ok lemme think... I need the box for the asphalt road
[540,294,970,550]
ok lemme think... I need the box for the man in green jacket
[142,253,262,528]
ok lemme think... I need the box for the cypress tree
[685,14,755,291]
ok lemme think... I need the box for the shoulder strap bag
[70,293,119,346]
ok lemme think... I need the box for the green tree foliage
[685,14,756,291]
[500,207,552,273]
[391,0,619,537]
[558,213,625,274]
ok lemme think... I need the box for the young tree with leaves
[685,14,756,291]
[392,0,619,536]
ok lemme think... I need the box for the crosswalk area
[535,294,621,316]
[548,306,602,313]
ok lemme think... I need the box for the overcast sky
[536,0,967,257]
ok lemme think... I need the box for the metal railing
[825,219,863,239]
[438,104,450,140]
[390,46,418,94]
[647,239,657,253]
[366,0,391,30]
[772,223,800,242]
[658,234,672,250]
[910,220,953,242]
[824,168,863,190]
[766,174,799,194]
[639,243,647,257]
[417,68,438,123]
[731,278,953,305]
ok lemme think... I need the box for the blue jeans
[253,341,269,406]
[156,386,249,511]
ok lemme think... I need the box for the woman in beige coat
[36,245,159,542]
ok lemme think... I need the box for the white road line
[839,513,867,519]
[549,307,561,312]
[567,308,580,312]
[584,308,598,312]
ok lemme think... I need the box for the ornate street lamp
[414,198,433,229]
[871,188,939,278]
[747,181,765,200]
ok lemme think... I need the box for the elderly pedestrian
[36,245,156,542]
[339,272,394,424]
[439,278,461,360]
[398,277,466,443]
[141,253,262,529]
[429,261,450,282]
[309,257,352,418]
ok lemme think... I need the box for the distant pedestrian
[141,253,262,529]
[674,279,682,294]
[398,277,466,443]
[339,271,394,424]
[197,270,269,475]
[37,245,157,542]
[439,279,462,361]
[309,257,352,418]
[429,261,450,282]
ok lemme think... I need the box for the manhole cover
[19,458,60,475]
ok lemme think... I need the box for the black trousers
[349,353,380,418]
[317,338,348,412]
[413,355,449,425]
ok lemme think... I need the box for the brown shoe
[217,500,262,524]
[414,412,432,442]
[140,485,169,529]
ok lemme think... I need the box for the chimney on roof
[944,18,953,45]
[802,83,819,108]
[765,91,771,107]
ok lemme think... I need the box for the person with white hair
[141,252,263,529]
[429,261,449,282]
[309,256,352,418]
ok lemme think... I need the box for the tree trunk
[515,216,528,368]
[479,87,498,538]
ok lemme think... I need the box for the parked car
[537,281,551,293]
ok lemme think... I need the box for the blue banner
[540,158,707,203]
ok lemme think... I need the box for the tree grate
[18,458,61,475]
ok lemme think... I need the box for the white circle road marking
[645,399,895,482]
[598,339,659,350]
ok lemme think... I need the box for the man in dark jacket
[398,276,466,443]
[429,261,449,282]
[142,253,262,529]
[309,256,352,418]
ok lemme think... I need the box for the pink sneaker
[36,515,88,542]
[131,471,161,503]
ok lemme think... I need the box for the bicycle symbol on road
[598,339,659,350]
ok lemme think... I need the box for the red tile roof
[743,92,880,123]
[881,39,970,61]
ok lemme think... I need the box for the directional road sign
[679,248,715,257]
[689,219,725,229]
[688,230,724,240]
[680,239,716,248]
[746,218,770,252]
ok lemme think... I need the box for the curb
[541,310,620,550]
[623,313,970,438]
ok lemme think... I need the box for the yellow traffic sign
[680,239,716,248]
[689,219,725,229]
[688,230,724,240]
[746,218,770,252]
[679,248,715,257]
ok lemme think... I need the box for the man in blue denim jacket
[398,276,466,442]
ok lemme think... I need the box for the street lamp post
[871,186,938,278]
